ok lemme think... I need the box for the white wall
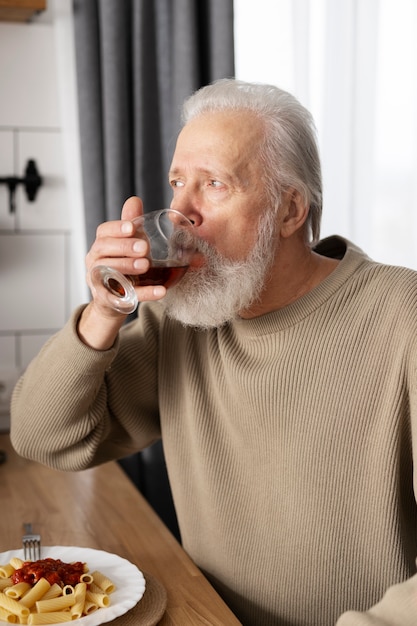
[0,6,85,428]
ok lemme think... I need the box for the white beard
[162,209,278,329]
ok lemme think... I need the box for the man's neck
[239,240,339,319]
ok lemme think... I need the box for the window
[235,0,417,267]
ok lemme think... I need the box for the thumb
[121,196,144,221]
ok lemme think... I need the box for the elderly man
[11,79,417,625]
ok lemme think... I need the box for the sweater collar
[230,235,370,336]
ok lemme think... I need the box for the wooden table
[0,434,241,625]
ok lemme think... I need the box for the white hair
[182,79,323,245]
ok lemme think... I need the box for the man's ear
[279,188,309,238]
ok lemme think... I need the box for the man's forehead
[182,108,261,133]
[174,110,264,161]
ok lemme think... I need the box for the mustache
[171,227,216,264]
[169,226,198,254]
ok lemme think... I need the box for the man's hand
[79,197,167,350]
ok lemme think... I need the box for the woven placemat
[109,571,167,625]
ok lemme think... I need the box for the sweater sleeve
[336,333,417,626]
[10,304,162,471]
[336,572,417,626]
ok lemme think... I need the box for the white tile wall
[0,336,15,366]
[0,24,60,128]
[0,233,67,331]
[0,17,78,427]
[20,333,55,370]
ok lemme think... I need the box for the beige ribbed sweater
[11,237,417,626]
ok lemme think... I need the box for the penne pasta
[79,573,93,584]
[36,593,75,613]
[19,578,51,609]
[39,583,62,601]
[86,582,101,595]
[90,570,115,593]
[0,554,116,622]
[0,565,15,579]
[70,582,86,620]
[0,592,30,618]
[85,589,110,608]
[28,612,72,624]
[82,599,98,615]
[8,559,24,571]
[4,581,30,599]
[0,604,18,623]
[0,579,12,591]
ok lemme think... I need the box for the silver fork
[22,523,41,561]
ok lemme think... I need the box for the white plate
[0,545,146,625]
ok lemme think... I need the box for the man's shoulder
[317,235,417,285]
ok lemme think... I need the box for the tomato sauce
[11,558,85,587]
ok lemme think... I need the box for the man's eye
[209,180,222,188]
[170,179,184,188]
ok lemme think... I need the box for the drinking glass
[90,209,196,314]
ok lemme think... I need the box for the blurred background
[1,0,416,431]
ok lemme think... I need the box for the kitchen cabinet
[0,0,46,22]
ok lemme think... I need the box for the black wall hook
[0,159,43,213]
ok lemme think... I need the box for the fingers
[94,196,143,240]
[87,196,147,273]
[87,232,147,267]
[86,233,148,279]
[85,196,167,308]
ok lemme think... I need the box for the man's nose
[170,192,202,227]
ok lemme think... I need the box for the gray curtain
[72,0,235,249]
